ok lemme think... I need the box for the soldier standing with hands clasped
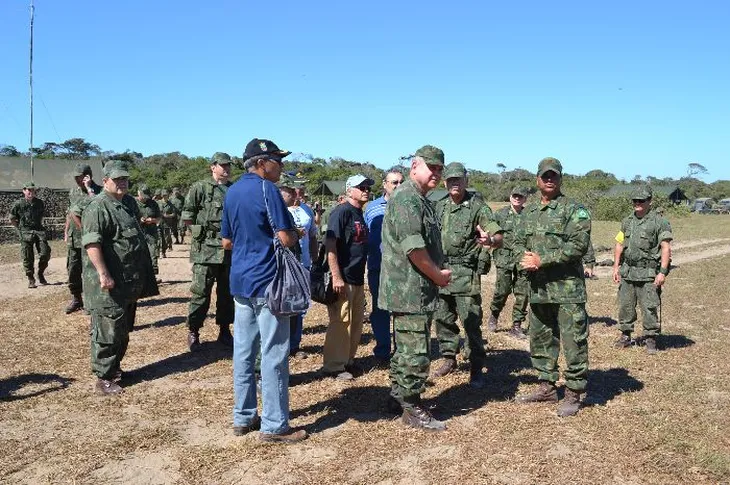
[10,182,51,288]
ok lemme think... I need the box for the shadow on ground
[124,342,231,386]
[589,315,617,326]
[660,334,695,350]
[585,367,643,406]
[302,324,328,335]
[134,315,186,331]
[138,296,190,308]
[0,373,75,402]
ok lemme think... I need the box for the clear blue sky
[2,1,729,181]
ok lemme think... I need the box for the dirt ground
[1,216,729,484]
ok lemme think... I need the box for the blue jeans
[232,296,291,434]
[368,269,391,359]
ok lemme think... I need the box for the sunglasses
[632,199,648,204]
[355,184,372,191]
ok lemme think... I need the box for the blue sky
[1,1,729,181]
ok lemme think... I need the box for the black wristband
[659,267,669,276]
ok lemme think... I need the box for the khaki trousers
[323,284,366,373]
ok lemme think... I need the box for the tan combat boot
[516,381,558,403]
[557,388,583,417]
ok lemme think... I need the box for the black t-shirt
[326,202,369,285]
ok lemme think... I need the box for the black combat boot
[95,378,123,396]
[487,314,498,332]
[401,401,447,431]
[469,364,487,389]
[430,357,457,379]
[557,388,583,417]
[37,270,48,285]
[27,275,36,289]
[508,323,528,340]
[187,330,201,352]
[614,331,632,348]
[65,294,83,314]
[516,381,558,403]
[217,325,233,347]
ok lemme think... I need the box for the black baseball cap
[243,138,291,162]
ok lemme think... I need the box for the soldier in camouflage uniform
[379,145,453,431]
[136,185,162,279]
[514,157,591,417]
[583,240,596,278]
[431,162,503,388]
[182,152,234,350]
[65,163,102,313]
[160,189,178,248]
[170,187,185,244]
[488,186,530,339]
[10,182,51,288]
[612,185,672,355]
[82,160,158,395]
[157,189,174,255]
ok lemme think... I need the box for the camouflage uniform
[67,169,102,304]
[433,164,501,370]
[616,187,672,338]
[136,186,162,275]
[170,189,185,243]
[513,161,591,394]
[10,185,51,282]
[182,174,234,336]
[490,199,530,329]
[82,161,158,384]
[379,149,444,408]
[159,191,178,248]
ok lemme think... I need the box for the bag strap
[262,180,282,249]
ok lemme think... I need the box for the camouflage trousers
[178,220,186,244]
[618,280,661,337]
[390,312,433,405]
[20,231,51,276]
[168,218,180,243]
[90,301,137,380]
[490,265,529,324]
[157,226,172,255]
[529,303,589,392]
[433,294,486,367]
[67,246,83,297]
[145,235,159,274]
[188,262,234,331]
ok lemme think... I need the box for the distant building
[604,184,688,205]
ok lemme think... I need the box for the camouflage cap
[537,157,563,177]
[137,184,152,197]
[631,185,653,200]
[160,189,169,196]
[277,174,297,190]
[103,159,130,179]
[154,188,162,197]
[74,163,92,176]
[23,181,36,189]
[443,162,467,179]
[511,186,529,197]
[210,152,232,165]
[414,145,445,166]
[172,186,180,192]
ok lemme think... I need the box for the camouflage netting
[0,188,69,244]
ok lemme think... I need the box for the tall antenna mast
[29,0,35,182]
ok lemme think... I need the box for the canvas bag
[310,243,337,305]
[262,182,311,317]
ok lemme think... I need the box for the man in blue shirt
[363,167,405,364]
[221,138,307,443]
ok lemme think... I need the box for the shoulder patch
[576,208,590,219]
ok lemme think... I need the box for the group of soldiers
[9,148,672,424]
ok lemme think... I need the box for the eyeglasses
[355,185,372,191]
[540,172,559,180]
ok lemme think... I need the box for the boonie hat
[537,157,563,177]
[444,162,467,179]
[345,174,375,191]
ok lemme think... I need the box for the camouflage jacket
[159,199,178,226]
[379,178,444,313]
[182,178,232,265]
[618,209,673,282]
[136,198,162,243]
[81,192,159,310]
[492,205,522,269]
[513,193,591,304]
[435,192,502,295]
[10,197,46,238]
[170,194,184,217]
[583,240,596,268]
[68,182,102,249]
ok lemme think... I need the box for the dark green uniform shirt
[10,197,46,234]
[68,182,103,249]
[435,192,501,295]
[492,205,522,269]
[182,178,232,265]
[379,179,444,313]
[136,198,162,241]
[81,192,158,310]
[618,209,673,282]
[513,193,591,304]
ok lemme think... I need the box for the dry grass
[1,221,729,484]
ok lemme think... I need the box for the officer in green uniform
[612,185,672,355]
[65,163,102,313]
[431,162,503,388]
[514,157,591,417]
[379,145,452,431]
[82,160,158,395]
[152,189,170,258]
[182,152,234,350]
[10,182,51,288]
[488,186,530,339]
[170,187,185,244]
[159,189,177,250]
[136,184,162,278]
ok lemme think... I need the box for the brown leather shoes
[65,296,83,314]
[95,378,123,396]
[430,358,457,379]
[233,417,261,436]
[557,388,583,417]
[259,429,308,443]
[516,381,558,403]
[402,404,447,431]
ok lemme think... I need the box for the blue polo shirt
[364,195,388,272]
[221,173,294,298]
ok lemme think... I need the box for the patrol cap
[630,185,653,200]
[210,152,232,165]
[277,174,297,190]
[537,157,563,177]
[137,184,152,197]
[243,138,291,162]
[160,189,169,196]
[443,162,467,179]
[74,163,92,176]
[172,186,180,192]
[23,181,36,189]
[345,174,375,191]
[154,188,162,197]
[511,186,529,197]
[414,145,445,166]
[103,159,130,179]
